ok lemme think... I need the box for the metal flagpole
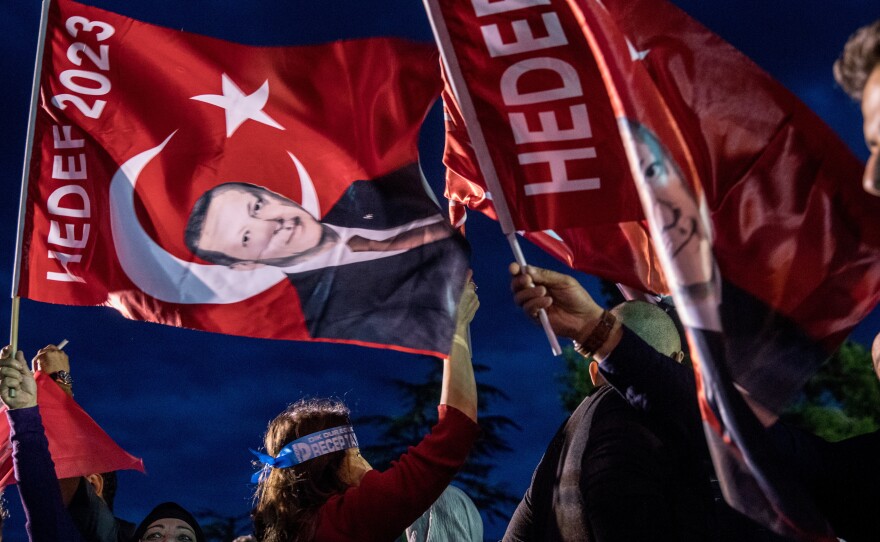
[422,0,562,355]
[10,0,54,380]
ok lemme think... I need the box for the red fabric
[314,405,479,542]
[21,0,448,356]
[440,0,880,349]
[438,2,877,537]
[555,2,850,538]
[600,0,880,351]
[0,372,144,486]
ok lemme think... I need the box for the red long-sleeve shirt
[314,404,480,542]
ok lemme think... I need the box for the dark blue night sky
[2,1,878,540]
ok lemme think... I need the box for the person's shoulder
[588,386,651,428]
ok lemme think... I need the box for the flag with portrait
[430,0,880,537]
[18,0,468,358]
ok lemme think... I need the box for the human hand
[33,345,70,374]
[509,263,603,340]
[0,346,37,409]
[455,271,479,330]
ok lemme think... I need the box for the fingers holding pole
[8,297,20,399]
[506,233,562,356]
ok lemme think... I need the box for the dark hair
[183,182,267,266]
[100,471,118,511]
[834,19,880,100]
[252,398,353,542]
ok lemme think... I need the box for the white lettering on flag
[519,148,600,195]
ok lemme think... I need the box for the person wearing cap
[250,279,480,542]
[0,347,204,542]
[131,502,204,542]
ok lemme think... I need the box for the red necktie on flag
[19,0,468,358]
[0,371,144,486]
[429,0,880,538]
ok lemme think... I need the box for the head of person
[252,398,371,542]
[184,182,327,269]
[626,121,714,287]
[834,19,880,195]
[132,502,204,542]
[79,471,118,510]
[589,300,684,386]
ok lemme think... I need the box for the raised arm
[318,280,481,540]
[509,262,622,359]
[509,263,696,417]
[0,346,84,542]
[33,345,73,397]
[440,277,478,422]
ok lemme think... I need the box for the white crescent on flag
[108,133,321,304]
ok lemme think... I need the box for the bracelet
[49,370,73,387]
[573,310,616,359]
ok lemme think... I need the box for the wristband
[573,310,616,359]
[49,370,73,387]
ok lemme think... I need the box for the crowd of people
[0,16,878,542]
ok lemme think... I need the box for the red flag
[431,0,880,538]
[20,0,468,357]
[435,0,665,292]
[0,372,144,486]
[436,0,880,403]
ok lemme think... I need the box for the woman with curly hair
[251,280,480,542]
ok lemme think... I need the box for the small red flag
[0,372,144,486]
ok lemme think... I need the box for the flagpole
[10,0,53,365]
[422,0,562,355]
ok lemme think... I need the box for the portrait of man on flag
[18,0,470,358]
[178,164,467,352]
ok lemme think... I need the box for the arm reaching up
[440,276,479,422]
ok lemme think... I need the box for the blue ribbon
[250,425,359,483]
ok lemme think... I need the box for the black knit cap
[132,502,205,542]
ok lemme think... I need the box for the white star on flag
[191,74,285,137]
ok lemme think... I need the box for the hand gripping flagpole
[423,0,562,355]
[9,0,54,391]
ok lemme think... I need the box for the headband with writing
[250,425,359,483]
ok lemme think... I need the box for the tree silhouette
[782,340,880,441]
[356,361,521,523]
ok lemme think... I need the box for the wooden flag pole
[9,0,54,390]
[423,0,562,355]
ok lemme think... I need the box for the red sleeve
[315,405,479,542]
